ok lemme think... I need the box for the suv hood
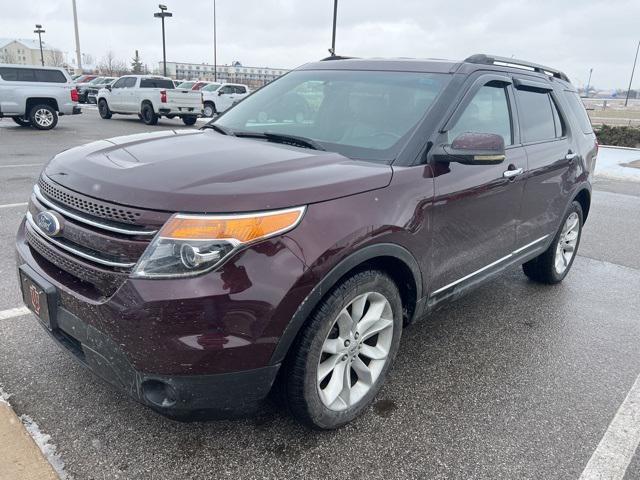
[44,129,392,213]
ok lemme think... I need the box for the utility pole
[34,24,45,66]
[71,0,82,73]
[329,0,338,56]
[154,4,172,77]
[625,40,640,107]
[213,0,217,81]
[585,68,593,98]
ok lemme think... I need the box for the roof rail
[320,55,357,61]
[464,54,570,82]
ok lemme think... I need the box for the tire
[141,103,158,125]
[203,102,216,118]
[12,117,31,127]
[28,104,58,130]
[522,200,583,284]
[282,270,403,429]
[182,115,197,126]
[98,99,112,119]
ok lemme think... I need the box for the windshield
[202,83,221,92]
[88,77,103,85]
[214,69,449,162]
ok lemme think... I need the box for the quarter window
[516,89,560,143]
[449,84,513,145]
[34,69,67,83]
[564,91,594,134]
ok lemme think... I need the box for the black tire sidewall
[182,116,197,126]
[98,100,111,119]
[204,102,216,117]
[141,104,157,125]
[29,105,57,130]
[12,117,31,127]
[549,201,584,282]
[288,271,403,429]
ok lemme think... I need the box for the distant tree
[131,50,143,74]
[98,51,129,76]
[46,49,66,67]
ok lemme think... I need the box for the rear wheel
[522,201,583,284]
[182,115,198,126]
[282,270,402,429]
[98,99,112,119]
[141,103,159,125]
[29,104,58,130]
[12,117,31,127]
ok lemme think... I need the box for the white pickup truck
[201,82,250,117]
[97,75,203,125]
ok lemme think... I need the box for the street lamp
[328,0,338,56]
[585,68,593,98]
[34,24,45,66]
[213,0,217,81]
[154,4,173,77]
[624,40,640,107]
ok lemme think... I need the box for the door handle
[503,167,524,179]
[565,152,578,162]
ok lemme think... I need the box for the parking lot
[1,110,640,479]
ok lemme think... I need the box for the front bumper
[15,218,308,415]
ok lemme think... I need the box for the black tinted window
[0,67,18,81]
[517,89,557,143]
[235,86,247,94]
[449,85,513,145]
[564,91,594,134]
[34,69,67,83]
[17,69,36,82]
[140,79,174,89]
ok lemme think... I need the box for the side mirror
[105,84,112,91]
[434,132,506,165]
[218,90,224,96]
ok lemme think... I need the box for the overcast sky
[1,0,638,89]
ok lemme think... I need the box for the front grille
[39,176,142,224]
[26,227,127,296]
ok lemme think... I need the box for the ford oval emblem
[36,211,63,237]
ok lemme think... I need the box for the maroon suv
[16,54,597,429]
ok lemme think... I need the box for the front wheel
[522,201,583,284]
[12,117,31,127]
[29,104,58,130]
[282,270,403,429]
[203,102,216,118]
[98,99,112,119]
[182,116,198,126]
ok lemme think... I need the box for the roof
[0,38,54,51]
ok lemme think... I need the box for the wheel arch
[25,97,59,113]
[573,187,591,223]
[269,243,422,365]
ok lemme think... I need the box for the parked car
[73,74,97,85]
[96,75,202,125]
[16,54,596,428]
[191,81,212,91]
[176,80,197,89]
[201,82,250,117]
[86,78,118,105]
[76,76,116,103]
[0,63,81,129]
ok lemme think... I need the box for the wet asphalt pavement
[1,111,639,479]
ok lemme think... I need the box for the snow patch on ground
[20,414,70,479]
[596,146,640,183]
[0,383,11,404]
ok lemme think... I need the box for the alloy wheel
[317,291,394,411]
[555,212,579,274]
[34,109,54,128]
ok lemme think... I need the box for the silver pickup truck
[97,75,203,126]
[0,64,81,130]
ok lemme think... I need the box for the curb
[0,402,59,480]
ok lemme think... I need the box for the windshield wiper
[234,131,326,151]
[200,123,235,136]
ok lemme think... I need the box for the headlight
[131,206,306,278]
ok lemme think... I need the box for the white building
[0,38,61,66]
[160,60,288,88]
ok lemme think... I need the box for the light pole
[71,0,83,73]
[624,40,640,107]
[34,24,45,66]
[585,68,593,98]
[154,4,172,77]
[329,0,338,56]
[213,0,217,81]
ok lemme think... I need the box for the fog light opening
[141,380,178,408]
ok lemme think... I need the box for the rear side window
[516,89,559,143]
[448,84,513,145]
[17,69,36,82]
[34,69,67,83]
[564,91,594,134]
[235,86,247,94]
[0,67,18,80]
[140,79,175,89]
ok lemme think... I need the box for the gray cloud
[1,0,638,89]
